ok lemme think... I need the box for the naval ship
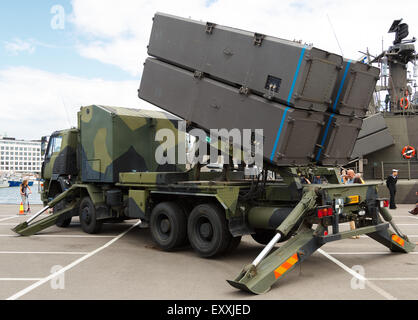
[351,19,417,203]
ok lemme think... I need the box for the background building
[0,136,42,173]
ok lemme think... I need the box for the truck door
[42,134,63,181]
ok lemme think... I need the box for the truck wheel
[187,203,232,258]
[79,197,102,234]
[53,194,73,228]
[251,229,277,245]
[55,215,72,228]
[150,202,188,251]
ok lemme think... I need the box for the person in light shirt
[344,170,355,184]
[19,180,32,213]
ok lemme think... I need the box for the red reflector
[380,200,389,208]
[324,231,328,236]
[317,207,333,218]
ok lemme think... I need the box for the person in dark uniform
[386,169,399,209]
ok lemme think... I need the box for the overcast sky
[1,0,417,140]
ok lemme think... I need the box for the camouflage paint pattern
[78,105,186,183]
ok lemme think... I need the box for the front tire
[150,202,188,251]
[79,197,102,234]
[187,203,232,258]
[55,215,72,228]
[54,200,72,228]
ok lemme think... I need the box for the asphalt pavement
[0,204,417,300]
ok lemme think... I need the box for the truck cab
[41,129,79,205]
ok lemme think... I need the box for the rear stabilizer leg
[369,206,416,253]
[368,228,415,253]
[228,188,320,294]
[228,226,322,294]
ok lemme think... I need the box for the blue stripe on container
[315,60,352,161]
[315,114,335,161]
[287,46,307,105]
[270,107,291,161]
[270,45,307,162]
[332,60,352,112]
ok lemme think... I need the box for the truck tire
[55,214,72,228]
[251,229,277,245]
[187,203,232,258]
[79,197,102,234]
[150,202,188,251]
[53,194,72,228]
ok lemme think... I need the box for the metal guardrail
[373,161,418,180]
[345,160,418,180]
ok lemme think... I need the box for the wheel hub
[160,218,171,234]
[83,207,91,224]
[199,222,213,240]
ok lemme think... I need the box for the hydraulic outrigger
[13,186,78,236]
[228,187,415,294]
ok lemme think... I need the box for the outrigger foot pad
[228,228,320,294]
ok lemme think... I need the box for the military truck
[14,13,415,295]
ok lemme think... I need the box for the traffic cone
[18,202,26,215]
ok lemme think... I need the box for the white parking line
[0,251,89,255]
[0,234,115,238]
[367,278,418,281]
[7,221,141,300]
[396,224,418,226]
[318,249,397,300]
[0,216,19,223]
[326,252,418,255]
[0,278,43,281]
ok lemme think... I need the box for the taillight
[317,207,333,218]
[380,200,389,208]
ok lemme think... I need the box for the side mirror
[41,136,49,157]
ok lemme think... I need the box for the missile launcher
[139,12,379,166]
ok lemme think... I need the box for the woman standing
[19,180,32,213]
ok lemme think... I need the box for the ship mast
[370,19,417,115]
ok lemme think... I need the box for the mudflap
[367,228,416,253]
[227,228,321,294]
[12,201,78,236]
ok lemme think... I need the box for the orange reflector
[274,253,298,279]
[392,234,405,247]
[347,195,360,204]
